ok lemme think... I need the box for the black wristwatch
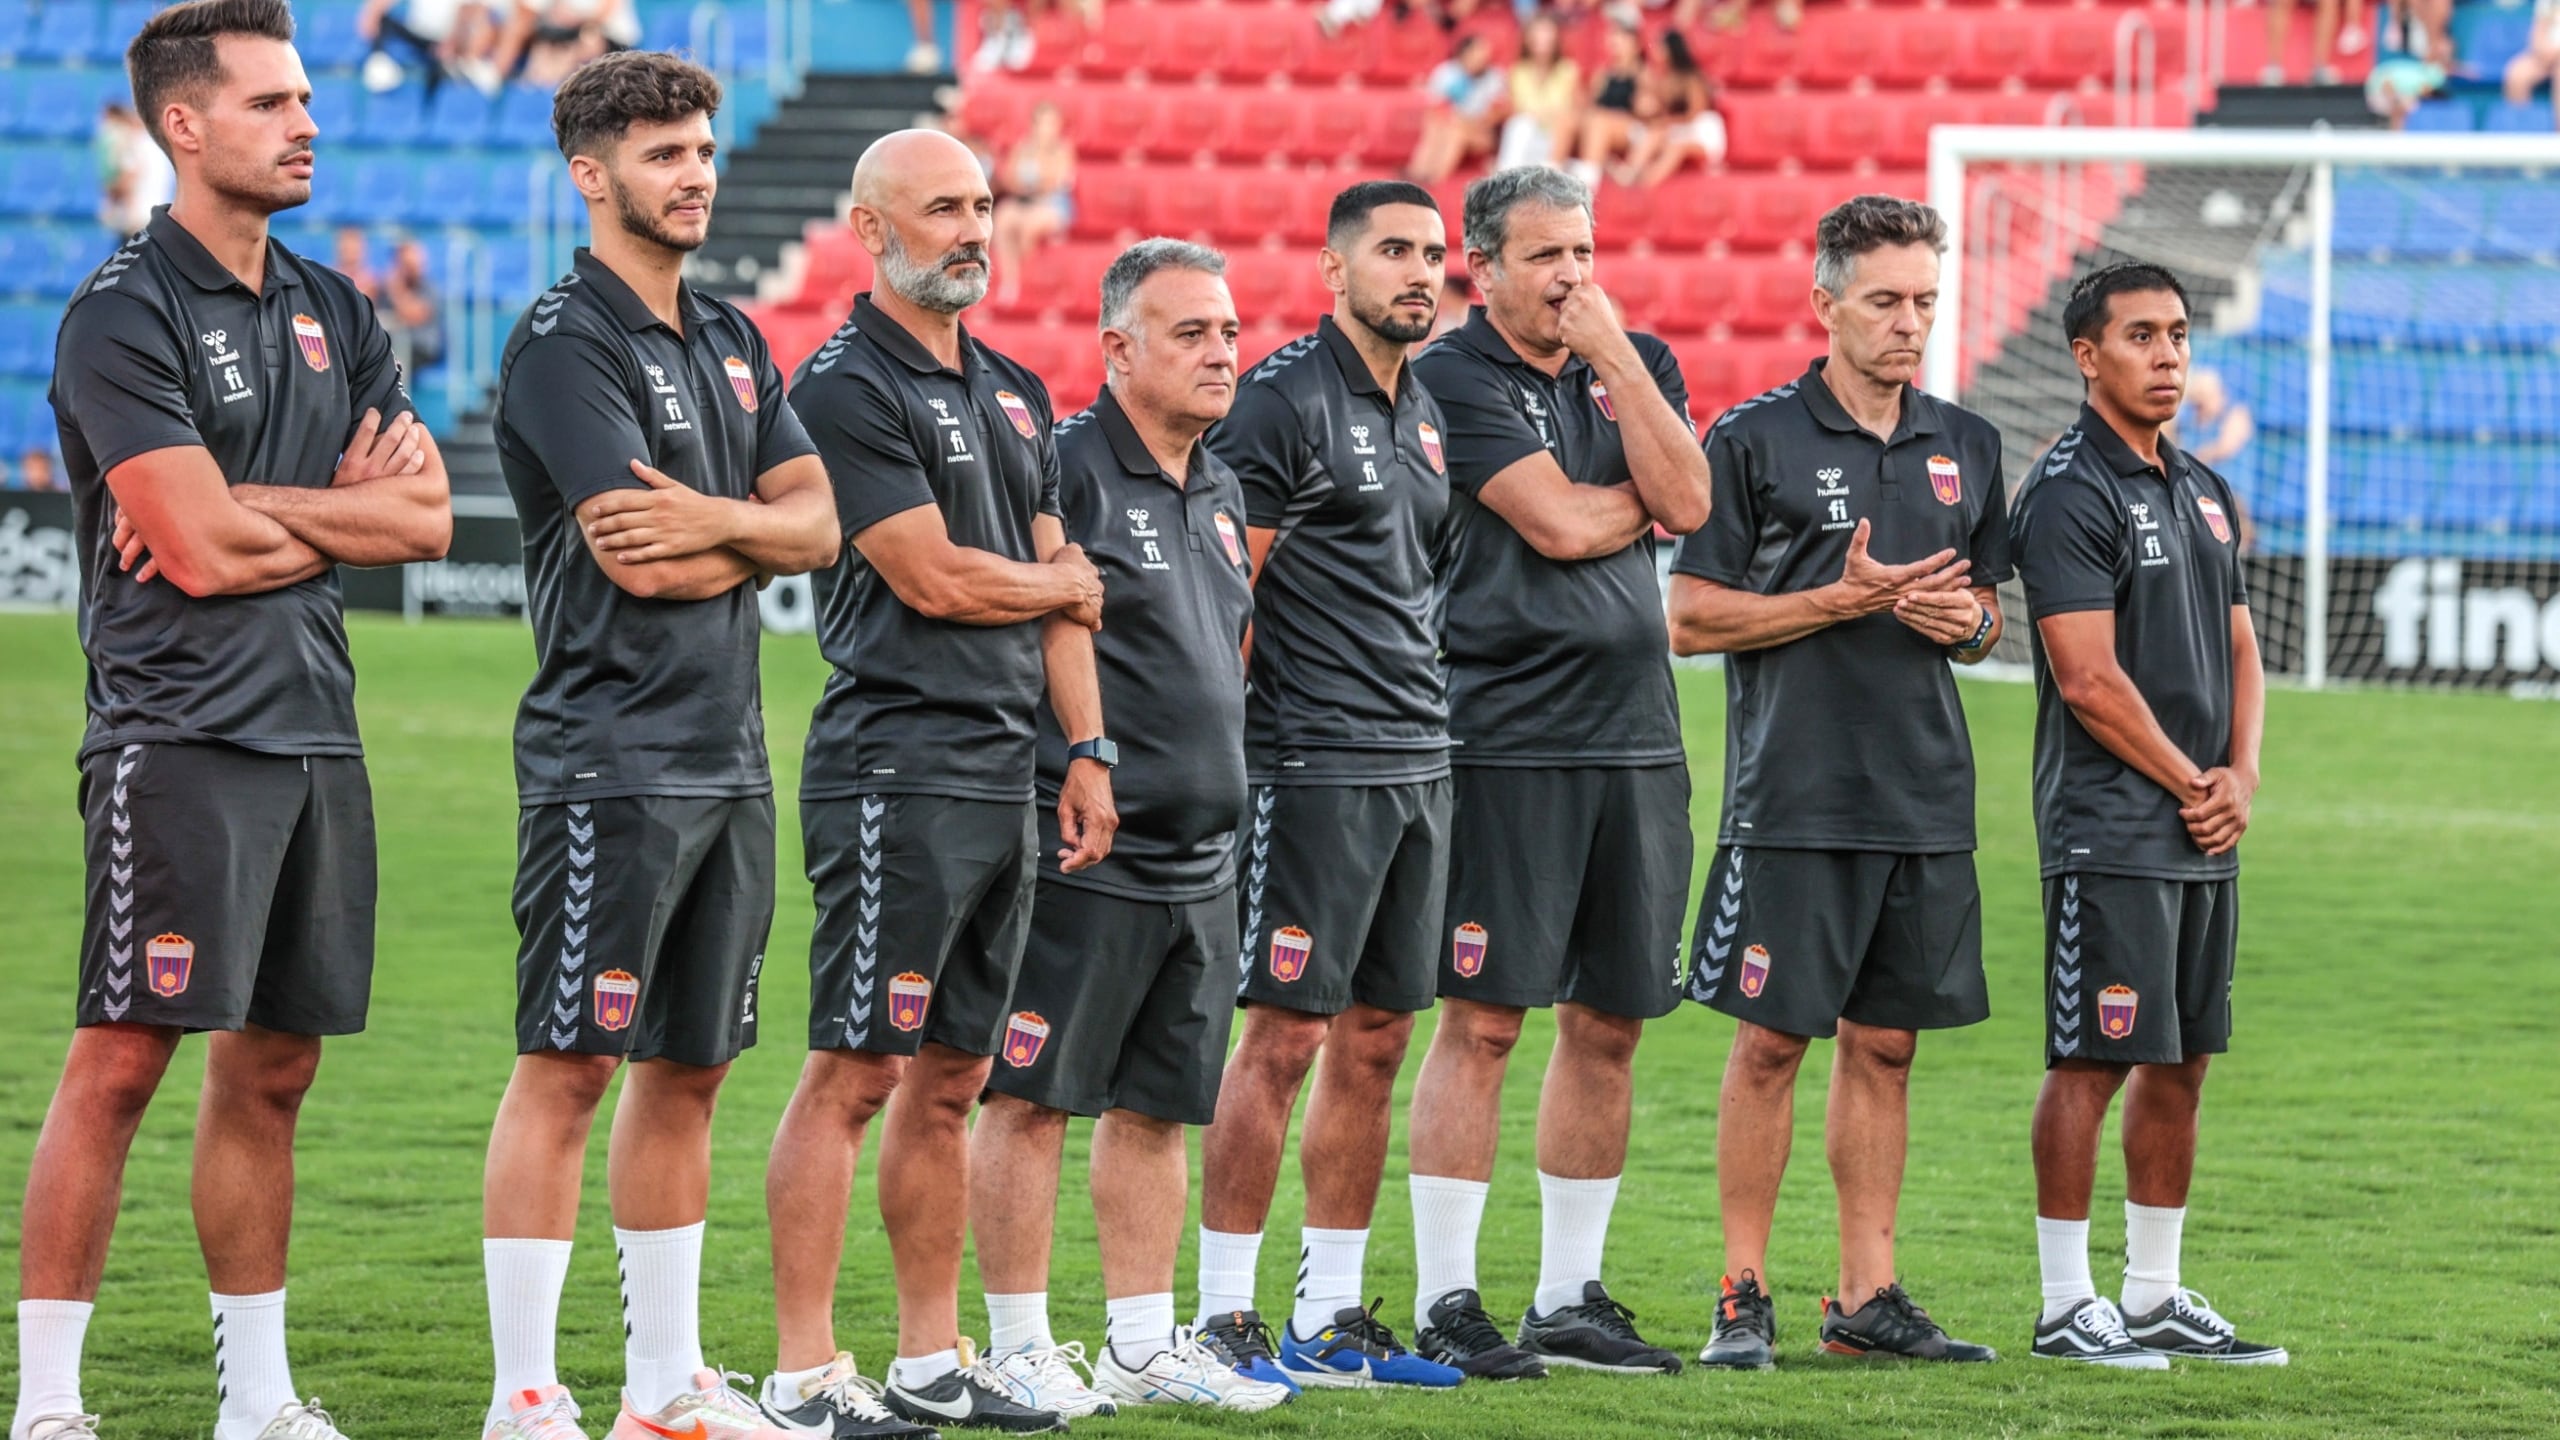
[1949,606,1996,655]
[1067,737,1119,768]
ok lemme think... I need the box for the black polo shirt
[2012,404,2248,882]
[1671,359,2013,852]
[790,293,1062,804]
[1206,316,1451,786]
[1038,387,1256,902]
[494,247,815,806]
[1413,308,1688,769]
[49,206,410,764]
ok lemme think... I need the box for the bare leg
[2264,0,2294,82]
[969,1094,1070,1297]
[1827,1020,1916,1302]
[1197,1006,1326,1237]
[1405,998,1522,1185]
[1090,1111,1188,1301]
[193,1026,324,1294]
[607,1057,730,1232]
[485,1052,621,1241]
[19,1026,182,1301]
[1715,1022,1808,1282]
[2121,1056,2209,1209]
[1299,1004,1415,1230]
[2029,1061,2131,1221]
[1535,1005,1642,1180]
[879,1043,996,1359]
[767,1049,904,1372]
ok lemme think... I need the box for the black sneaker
[2029,1298,2168,1370]
[882,1351,1066,1433]
[1193,1309,1300,1394]
[2121,1289,2289,1366]
[764,1353,947,1437]
[1697,1271,1776,1370]
[1514,1281,1682,1375]
[1818,1284,1998,1362]
[1414,1288,1547,1380]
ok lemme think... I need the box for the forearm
[1947,592,2004,666]
[1671,584,1845,655]
[1546,482,1656,559]
[234,472,452,567]
[625,546,761,600]
[1041,615,1104,742]
[914,548,1081,625]
[1589,349,1711,533]
[2228,621,2265,777]
[723,486,841,576]
[207,516,334,595]
[2062,669,2204,799]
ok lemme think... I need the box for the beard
[1350,285,1435,345]
[879,228,990,314]
[607,170,709,253]
[203,144,312,217]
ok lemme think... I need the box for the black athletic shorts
[1686,846,1987,1038]
[514,794,775,1067]
[1438,765,1692,1019]
[1235,778,1450,1016]
[806,794,1036,1058]
[2044,871,2236,1067]
[76,742,376,1035]
[983,878,1240,1124]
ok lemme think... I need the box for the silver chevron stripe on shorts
[100,744,142,1021]
[1236,785,1275,993]
[1689,847,1745,1003]
[549,802,595,1049]
[2051,875,2084,1056]
[842,795,886,1045]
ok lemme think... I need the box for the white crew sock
[1533,1171,1621,1317]
[12,1299,93,1440]
[1194,1227,1262,1326]
[1104,1292,1176,1372]
[889,1349,959,1390]
[985,1291,1053,1357]
[485,1237,574,1417]
[1291,1227,1367,1341]
[1408,1174,1488,1333]
[763,1358,835,1409]
[2122,1202,2187,1316]
[615,1223,706,1414]
[2036,1216,2097,1323]
[210,1289,296,1440]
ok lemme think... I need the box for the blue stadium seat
[2509,354,2560,439]
[2432,456,2519,533]
[2405,268,2504,347]
[2456,8,2538,72]
[105,1,158,52]
[0,147,92,221]
[296,2,371,70]
[9,68,111,142]
[0,382,53,456]
[2331,439,2430,532]
[2332,178,2408,253]
[2393,182,2492,258]
[2481,100,2557,134]
[2485,184,2560,259]
[2336,350,2424,435]
[2424,353,2510,436]
[0,303,62,377]
[21,3,107,64]
[2224,433,2305,527]
[359,84,436,146]
[423,83,498,146]
[0,7,34,65]
[2404,99,2476,133]
[307,74,363,140]
[2492,270,2560,346]
[493,86,557,148]
[2516,457,2560,535]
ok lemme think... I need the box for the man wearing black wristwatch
[1666,195,2010,1369]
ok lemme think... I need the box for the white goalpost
[1926,125,2560,693]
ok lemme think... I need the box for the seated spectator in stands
[1628,29,1722,186]
[95,100,173,239]
[1496,13,1581,171]
[383,235,446,370]
[1319,0,1484,40]
[905,0,943,73]
[972,0,1099,75]
[992,102,1077,307]
[334,226,383,302]
[1709,0,1802,33]
[2505,0,2560,127]
[494,0,638,88]
[1570,23,1650,187]
[2365,51,2449,127]
[2263,0,2362,85]
[2177,368,2255,469]
[1408,33,1508,184]
[357,0,498,97]
[14,450,60,493]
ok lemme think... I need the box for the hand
[330,409,429,488]
[2179,765,2257,855]
[110,505,159,585]
[584,460,738,563]
[1555,282,1639,372]
[1892,586,1985,646]
[1052,542,1104,630]
[1055,757,1119,872]
[1822,519,1967,619]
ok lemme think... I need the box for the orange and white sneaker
[485,1385,591,1440]
[607,1371,794,1440]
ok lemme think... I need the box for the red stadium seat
[1733,175,1827,251]
[1884,93,1970,171]
[1955,17,2039,88]
[1806,97,1890,170]
[1724,21,1807,90]
[1733,254,1813,335]
[1724,93,1819,170]
[1140,164,1227,240]
[2033,10,2123,87]
[959,81,1035,149]
[1878,11,1967,89]
[1214,169,1323,245]
[1652,177,1739,249]
[797,224,872,299]
[1075,164,1154,238]
[1603,259,1668,328]
[1594,180,1656,247]
[1798,13,1892,90]
[1361,18,1456,87]
[1643,256,1715,333]
[1073,6,1159,78]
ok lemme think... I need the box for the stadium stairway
[690,72,951,295]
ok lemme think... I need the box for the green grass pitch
[2,612,2555,1439]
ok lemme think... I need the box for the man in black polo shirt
[17,6,450,1439]
[762,128,1109,1436]
[1669,196,2007,1369]
[1400,165,1709,1379]
[2012,264,2283,1370]
[478,53,841,1440]
[964,240,1296,1416]
[1192,180,1463,1393]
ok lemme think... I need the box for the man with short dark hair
[1190,179,1464,1393]
[2013,263,2284,1370]
[1401,165,1708,1380]
[479,49,840,1440]
[1670,194,2008,1369]
[18,4,451,1438]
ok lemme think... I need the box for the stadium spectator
[905,0,943,72]
[2365,51,2449,126]
[972,0,1099,74]
[492,0,638,88]
[2262,0,2360,85]
[1629,29,1722,186]
[332,225,382,301]
[2177,368,2255,469]
[1709,0,1803,33]
[1495,13,1581,171]
[1570,23,1648,187]
[2504,0,2560,127]
[1318,0,1487,40]
[381,234,446,370]
[1408,33,1508,184]
[355,0,498,97]
[992,101,1077,307]
[14,449,60,492]
[94,99,173,239]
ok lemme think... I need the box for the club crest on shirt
[1739,944,1772,999]
[2097,984,2140,1040]
[995,390,1038,439]
[1002,1011,1051,1067]
[1927,454,1962,506]
[146,933,194,998]
[1416,421,1445,475]
[593,969,640,1031]
[1451,922,1488,979]
[723,355,758,412]
[1589,379,1616,421]
[1269,926,1313,983]
[1215,512,1244,567]
[291,313,329,372]
[2196,495,2232,544]
[888,972,934,1031]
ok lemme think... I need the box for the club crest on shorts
[593,969,640,1031]
[888,971,934,1031]
[145,933,194,998]
[2097,984,2140,1040]
[1927,454,1962,506]
[1416,422,1445,475]
[2197,495,2232,544]
[1002,1011,1051,1068]
[1268,926,1313,983]
[995,389,1038,439]
[1451,922,1488,978]
[290,313,329,372]
[1589,379,1615,421]
[723,355,758,412]
[1739,944,1772,999]
[1215,512,1244,567]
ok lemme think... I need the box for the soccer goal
[1926,125,2560,694]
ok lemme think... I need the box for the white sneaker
[484,1385,590,1440]
[1095,1331,1297,1412]
[984,1343,1117,1419]
[904,42,943,74]
[968,18,1016,73]
[20,1416,101,1440]
[1001,23,1036,72]
[240,1399,352,1440]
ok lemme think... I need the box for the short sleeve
[1670,418,1760,585]
[500,330,651,510]
[335,287,415,436]
[1209,381,1311,529]
[2011,472,2122,619]
[1967,432,2015,587]
[790,370,937,539]
[1412,349,1544,495]
[748,340,818,476]
[1639,335,1696,439]
[50,292,201,476]
[1037,428,1063,519]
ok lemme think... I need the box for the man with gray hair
[1402,164,1708,1380]
[1668,193,2010,1369]
[965,238,1295,1416]
[763,127,1111,1435]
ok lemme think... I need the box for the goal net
[1928,126,2560,694]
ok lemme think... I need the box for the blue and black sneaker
[1194,1309,1301,1395]
[1278,1300,1465,1390]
